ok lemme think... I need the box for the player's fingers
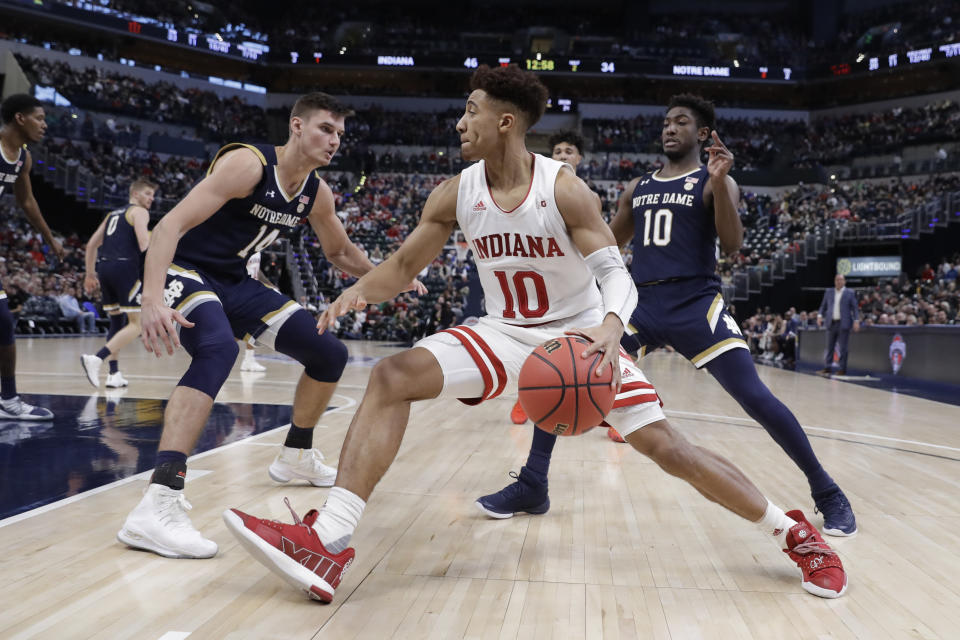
[563,328,599,356]
[711,130,728,150]
[610,356,622,392]
[172,310,195,329]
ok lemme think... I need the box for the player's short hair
[129,178,158,195]
[470,64,549,128]
[666,93,716,132]
[291,92,355,120]
[548,129,585,154]
[1,93,43,124]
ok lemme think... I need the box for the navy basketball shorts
[162,262,300,347]
[97,260,143,313]
[622,277,748,368]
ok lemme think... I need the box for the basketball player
[0,94,63,420]
[506,129,627,442]
[81,178,156,388]
[117,93,423,559]
[239,252,266,372]
[224,66,847,602]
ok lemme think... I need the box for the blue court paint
[0,393,298,519]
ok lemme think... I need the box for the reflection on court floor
[0,393,295,519]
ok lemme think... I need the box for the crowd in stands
[15,56,268,142]
[585,100,959,171]
[0,203,102,335]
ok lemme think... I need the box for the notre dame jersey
[0,144,25,199]
[629,165,718,284]
[98,205,141,262]
[175,143,322,283]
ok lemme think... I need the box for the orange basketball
[518,336,615,436]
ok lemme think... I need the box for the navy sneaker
[814,488,857,536]
[475,467,549,519]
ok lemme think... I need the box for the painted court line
[665,409,960,453]
[157,632,192,640]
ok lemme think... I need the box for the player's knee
[275,310,348,383]
[631,421,695,475]
[368,353,421,401]
[178,335,238,398]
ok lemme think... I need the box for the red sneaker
[510,401,528,425]
[607,427,626,443]
[783,510,848,598]
[223,498,354,603]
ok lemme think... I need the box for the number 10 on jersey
[642,208,673,246]
[493,270,549,319]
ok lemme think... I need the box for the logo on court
[889,333,906,375]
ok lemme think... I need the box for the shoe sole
[802,576,848,598]
[222,510,334,602]
[116,526,217,559]
[80,355,100,388]
[474,499,550,519]
[268,465,336,487]
[0,411,54,421]
[822,526,858,537]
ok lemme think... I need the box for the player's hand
[83,273,99,296]
[853,320,860,333]
[564,314,624,392]
[49,238,65,261]
[140,300,195,356]
[317,286,368,334]
[706,131,734,180]
[403,278,427,295]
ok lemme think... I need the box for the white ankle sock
[757,500,798,550]
[313,487,365,553]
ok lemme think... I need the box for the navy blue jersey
[175,143,322,282]
[0,144,25,199]
[98,205,142,262]
[629,165,718,284]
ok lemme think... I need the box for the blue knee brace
[0,300,14,346]
[177,303,239,399]
[274,309,348,382]
[107,313,126,340]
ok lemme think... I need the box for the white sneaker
[105,371,129,388]
[0,396,54,421]
[80,354,103,387]
[117,484,218,558]
[241,357,266,372]
[268,446,337,487]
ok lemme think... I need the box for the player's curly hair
[548,129,585,154]
[470,64,549,127]
[1,93,42,124]
[666,93,716,132]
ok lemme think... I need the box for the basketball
[518,336,616,436]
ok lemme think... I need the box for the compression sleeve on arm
[584,245,637,328]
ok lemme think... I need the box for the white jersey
[456,153,602,325]
[246,251,261,279]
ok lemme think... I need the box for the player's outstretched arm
[556,170,637,390]
[609,176,641,248]
[140,148,261,356]
[14,150,63,260]
[83,214,109,295]
[704,131,742,255]
[317,176,459,333]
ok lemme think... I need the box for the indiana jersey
[629,165,717,284]
[175,143,321,282]
[458,153,601,325]
[98,205,141,262]
[0,143,25,199]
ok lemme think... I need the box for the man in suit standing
[817,274,860,375]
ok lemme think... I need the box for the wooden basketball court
[1,336,958,639]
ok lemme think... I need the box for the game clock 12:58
[525,58,556,71]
